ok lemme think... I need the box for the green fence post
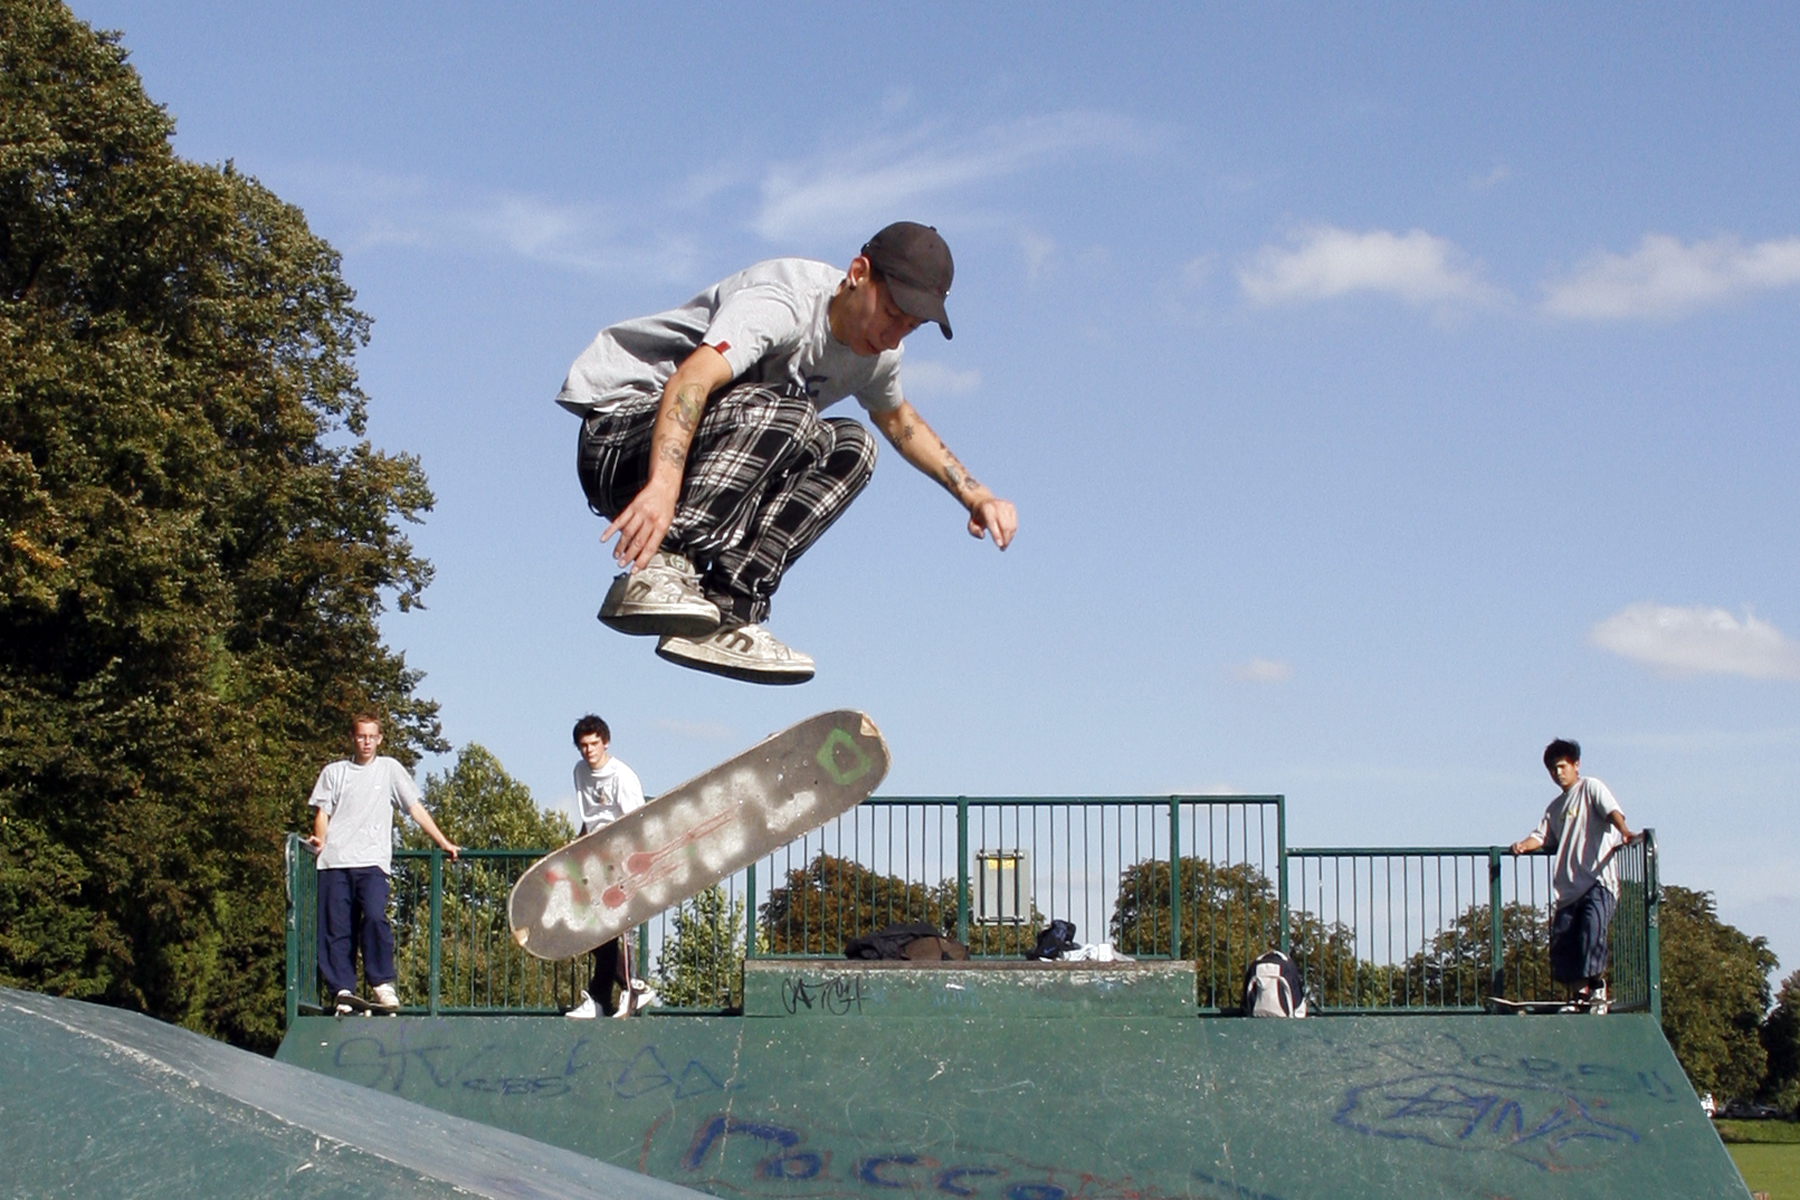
[1645,829,1661,1023]
[1168,798,1181,960]
[956,797,970,945]
[284,834,300,1027]
[428,849,443,1016]
[1277,798,1289,955]
[745,862,757,959]
[1488,848,1505,1001]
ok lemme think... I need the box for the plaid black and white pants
[577,384,877,624]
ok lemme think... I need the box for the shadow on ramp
[0,986,709,1200]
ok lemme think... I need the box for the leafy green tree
[654,885,746,1010]
[1393,901,1553,1008]
[389,746,574,1010]
[1111,858,1288,1007]
[1759,970,1800,1116]
[760,853,951,953]
[1659,885,1777,1102]
[0,1,439,1051]
[406,743,573,851]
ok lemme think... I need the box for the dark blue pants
[1549,882,1615,985]
[317,866,396,996]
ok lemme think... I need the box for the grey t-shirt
[308,756,422,874]
[1530,776,1625,903]
[555,258,905,417]
[573,756,645,837]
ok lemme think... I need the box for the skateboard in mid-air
[509,710,889,961]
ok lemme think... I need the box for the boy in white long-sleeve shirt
[564,714,649,1017]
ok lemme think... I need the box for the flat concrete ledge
[742,957,1197,1018]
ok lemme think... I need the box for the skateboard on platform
[1485,997,1586,1014]
[298,991,396,1016]
[509,709,889,961]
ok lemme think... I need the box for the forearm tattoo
[673,384,706,433]
[939,454,981,501]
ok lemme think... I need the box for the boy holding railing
[1510,738,1638,1012]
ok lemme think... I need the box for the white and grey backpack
[1241,949,1307,1017]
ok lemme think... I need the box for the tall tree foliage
[1760,971,1800,1116]
[0,0,440,1052]
[1658,885,1777,1103]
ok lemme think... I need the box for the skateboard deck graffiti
[509,710,889,960]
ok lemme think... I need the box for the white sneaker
[656,621,815,685]
[565,990,599,1019]
[598,552,721,637]
[613,980,659,1018]
[333,989,358,1016]
[370,983,399,1013]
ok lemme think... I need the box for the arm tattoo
[939,454,981,500]
[673,385,706,433]
[658,442,687,468]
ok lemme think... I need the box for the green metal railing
[284,804,1659,1022]
[1285,830,1659,1015]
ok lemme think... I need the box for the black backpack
[1241,950,1306,1017]
[1026,919,1078,961]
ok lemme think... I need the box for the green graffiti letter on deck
[816,728,873,786]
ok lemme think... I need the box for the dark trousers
[1549,882,1616,985]
[577,385,877,624]
[317,866,396,997]
[590,936,632,1015]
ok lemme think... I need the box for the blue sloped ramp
[0,986,710,1200]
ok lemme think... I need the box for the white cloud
[1590,603,1800,680]
[289,164,701,281]
[751,111,1150,242]
[1541,233,1800,320]
[1239,226,1502,308]
[898,360,981,398]
[1468,164,1511,191]
[1229,658,1294,684]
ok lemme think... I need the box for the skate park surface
[0,985,708,1200]
[267,959,1751,1200]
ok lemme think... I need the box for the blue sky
[75,2,1799,972]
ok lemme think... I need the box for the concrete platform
[275,964,1749,1200]
[0,987,708,1200]
[742,958,1197,1018]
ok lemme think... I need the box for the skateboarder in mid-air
[558,222,1017,684]
[1510,739,1638,1012]
[563,714,655,1018]
[306,715,460,1014]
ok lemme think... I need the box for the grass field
[1727,1144,1800,1199]
[1718,1120,1800,1145]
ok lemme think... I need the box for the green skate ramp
[0,987,709,1200]
[275,981,1746,1199]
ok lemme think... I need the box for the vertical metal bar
[284,833,300,1026]
[1645,830,1662,1022]
[1168,797,1182,961]
[956,797,970,944]
[1488,848,1504,1001]
[745,862,757,958]
[1277,798,1289,954]
[428,849,443,1016]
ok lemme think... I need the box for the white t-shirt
[1529,776,1625,903]
[308,756,422,873]
[555,258,906,417]
[574,756,646,836]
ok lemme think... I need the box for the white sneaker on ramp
[564,990,599,1019]
[598,552,721,638]
[656,621,815,685]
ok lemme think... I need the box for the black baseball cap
[862,222,954,339]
